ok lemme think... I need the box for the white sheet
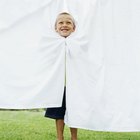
[0,0,140,131]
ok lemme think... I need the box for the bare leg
[56,119,65,140]
[70,128,78,140]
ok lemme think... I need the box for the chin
[61,34,69,38]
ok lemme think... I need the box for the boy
[45,12,77,140]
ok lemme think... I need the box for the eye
[58,22,63,25]
[66,21,72,25]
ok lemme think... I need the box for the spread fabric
[0,0,140,131]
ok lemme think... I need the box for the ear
[55,22,58,32]
[73,25,76,32]
[55,26,58,32]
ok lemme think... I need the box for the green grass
[0,110,140,140]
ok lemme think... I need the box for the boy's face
[55,14,75,38]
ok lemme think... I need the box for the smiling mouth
[61,29,69,31]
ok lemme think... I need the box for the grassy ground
[0,110,140,140]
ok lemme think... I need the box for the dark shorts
[44,88,66,119]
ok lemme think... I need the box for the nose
[62,22,67,27]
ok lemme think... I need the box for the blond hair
[55,12,76,29]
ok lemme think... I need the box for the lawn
[0,110,140,140]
